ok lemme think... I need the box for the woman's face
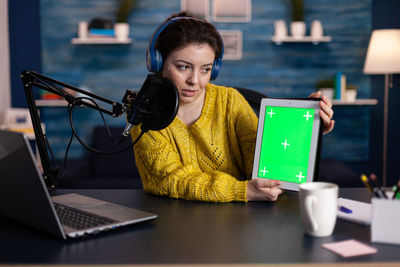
[162,43,215,105]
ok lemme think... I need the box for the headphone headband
[146,16,224,80]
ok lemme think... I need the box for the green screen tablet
[252,98,322,191]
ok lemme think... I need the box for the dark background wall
[8,0,42,107]
[369,0,400,185]
[8,0,400,186]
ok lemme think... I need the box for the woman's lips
[181,89,197,97]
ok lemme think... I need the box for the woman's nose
[187,71,199,85]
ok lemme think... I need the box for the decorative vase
[311,20,323,38]
[290,21,306,39]
[274,20,288,38]
[78,21,88,39]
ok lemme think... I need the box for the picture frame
[181,0,210,20]
[219,30,243,60]
[212,0,251,22]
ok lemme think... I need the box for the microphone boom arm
[20,71,179,190]
[20,70,125,189]
[22,71,124,117]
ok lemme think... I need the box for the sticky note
[322,239,378,258]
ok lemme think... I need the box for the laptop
[0,129,157,239]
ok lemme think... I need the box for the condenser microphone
[122,74,179,136]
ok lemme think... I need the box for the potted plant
[345,84,358,102]
[316,78,334,100]
[115,0,136,41]
[289,0,306,38]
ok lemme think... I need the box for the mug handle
[305,195,318,232]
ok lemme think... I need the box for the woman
[130,12,335,202]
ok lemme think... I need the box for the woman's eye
[201,67,212,73]
[178,65,190,70]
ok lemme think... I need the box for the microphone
[122,74,179,136]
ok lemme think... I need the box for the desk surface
[0,188,398,265]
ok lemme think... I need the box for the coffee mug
[299,182,338,237]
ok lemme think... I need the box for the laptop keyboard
[54,203,118,230]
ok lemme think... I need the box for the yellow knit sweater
[131,83,258,202]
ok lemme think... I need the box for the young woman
[130,12,335,202]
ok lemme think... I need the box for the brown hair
[155,11,223,64]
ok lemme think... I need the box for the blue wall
[38,0,373,164]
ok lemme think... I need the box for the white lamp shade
[363,29,400,74]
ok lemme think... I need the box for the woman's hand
[309,91,335,135]
[247,179,283,201]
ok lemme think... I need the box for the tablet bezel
[251,98,322,191]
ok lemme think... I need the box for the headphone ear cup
[210,58,222,81]
[147,16,224,77]
[147,48,163,73]
[153,49,163,72]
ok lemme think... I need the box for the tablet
[251,98,322,191]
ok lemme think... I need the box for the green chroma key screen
[258,106,315,184]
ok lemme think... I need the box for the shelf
[35,99,68,107]
[71,21,131,45]
[71,37,132,45]
[35,99,98,107]
[331,99,378,106]
[0,125,37,140]
[271,36,332,45]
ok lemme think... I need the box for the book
[334,72,346,101]
[88,28,115,37]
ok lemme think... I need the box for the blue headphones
[146,17,224,81]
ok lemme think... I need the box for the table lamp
[363,29,400,186]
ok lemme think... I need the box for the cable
[55,131,74,182]
[24,71,149,189]
[67,96,144,155]
[56,96,145,183]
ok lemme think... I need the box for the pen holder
[371,198,400,245]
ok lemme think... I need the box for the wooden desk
[0,188,398,265]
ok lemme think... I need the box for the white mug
[299,182,338,237]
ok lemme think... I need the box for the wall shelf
[71,37,132,45]
[35,99,100,107]
[71,21,132,45]
[35,99,67,107]
[271,36,331,45]
[331,99,378,106]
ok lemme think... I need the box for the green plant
[316,79,334,89]
[346,84,357,90]
[116,0,136,23]
[290,0,304,21]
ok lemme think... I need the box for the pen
[339,206,353,214]
[392,180,400,200]
[369,173,388,199]
[360,174,374,195]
